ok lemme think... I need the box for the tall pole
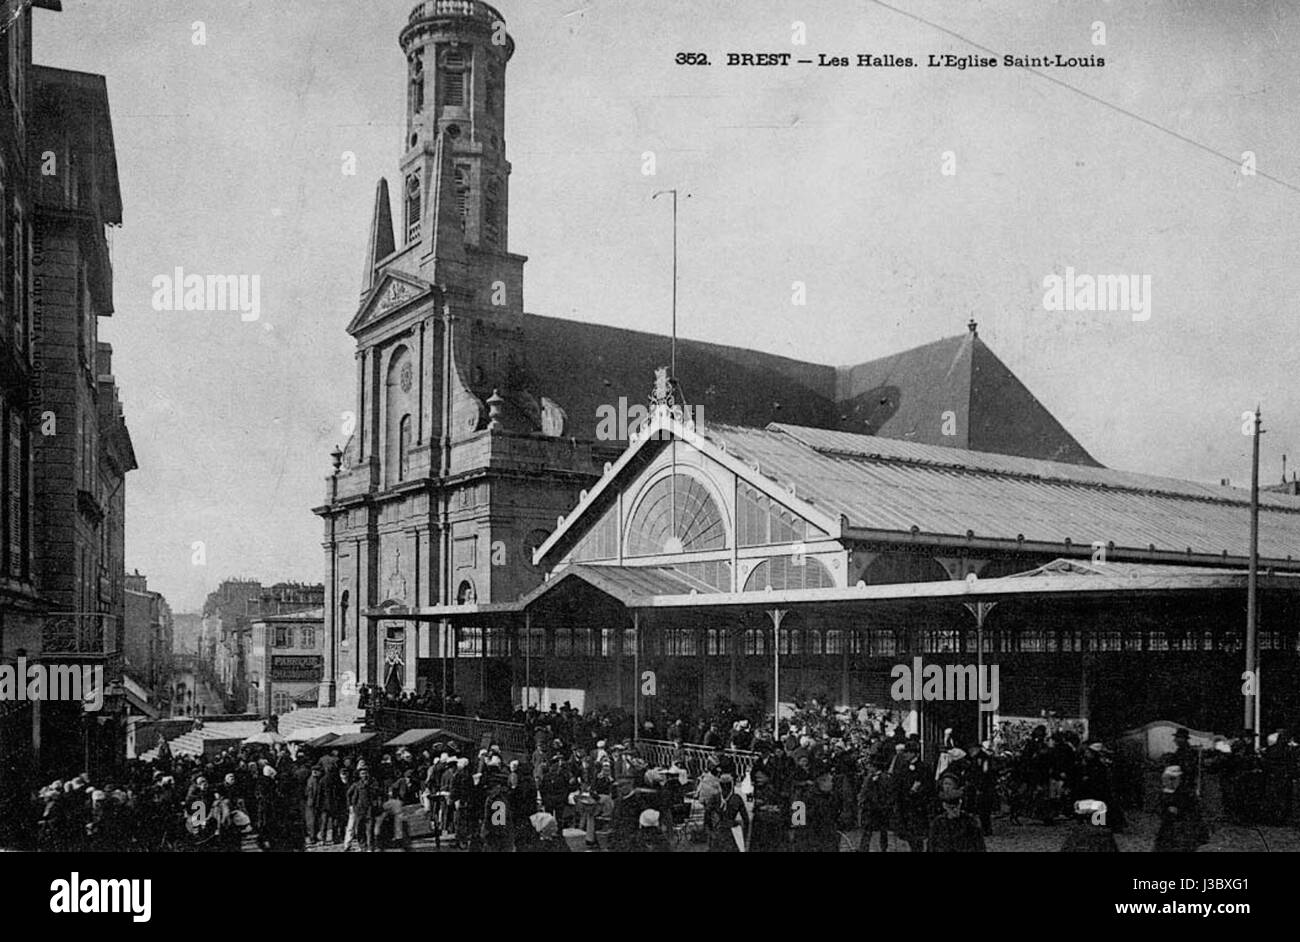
[1245,406,1262,745]
[651,189,689,381]
[769,609,786,739]
[671,189,677,378]
[633,612,640,742]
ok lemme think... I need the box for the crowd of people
[21,691,1300,853]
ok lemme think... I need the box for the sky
[33,0,1300,612]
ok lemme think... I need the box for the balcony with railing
[408,1,505,26]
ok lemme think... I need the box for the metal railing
[635,738,758,780]
[408,0,505,25]
[369,705,529,753]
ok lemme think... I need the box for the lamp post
[322,445,342,707]
[1245,407,1263,748]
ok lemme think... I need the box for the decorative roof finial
[967,318,978,336]
[649,366,681,423]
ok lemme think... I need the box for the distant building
[170,612,203,656]
[123,570,173,707]
[249,608,325,716]
[202,579,323,712]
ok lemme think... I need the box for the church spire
[363,177,396,291]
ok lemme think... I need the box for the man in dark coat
[345,764,382,852]
[481,764,514,852]
[274,764,306,852]
[749,766,789,853]
[304,766,325,845]
[321,765,347,844]
[790,763,843,852]
[857,755,894,852]
[952,742,999,836]
[1261,731,1293,825]
[449,758,475,849]
[254,767,279,850]
[893,743,933,852]
[1163,728,1199,795]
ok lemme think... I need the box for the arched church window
[405,173,421,243]
[398,414,412,481]
[384,346,412,486]
[626,473,727,557]
[339,590,349,643]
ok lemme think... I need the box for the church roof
[516,315,1097,467]
[832,329,1098,465]
[518,312,837,439]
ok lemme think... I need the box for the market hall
[365,411,1300,756]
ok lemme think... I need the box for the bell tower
[399,1,513,257]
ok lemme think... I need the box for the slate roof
[519,318,1098,466]
[699,422,1300,563]
[834,331,1098,465]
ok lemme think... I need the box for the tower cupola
[399,1,513,253]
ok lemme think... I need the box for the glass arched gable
[626,473,727,557]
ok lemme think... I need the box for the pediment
[348,271,438,335]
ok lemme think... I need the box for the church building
[314,1,1126,714]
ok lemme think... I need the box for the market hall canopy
[322,732,385,749]
[533,415,1300,571]
[383,728,472,749]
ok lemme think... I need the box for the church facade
[313,1,1100,706]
